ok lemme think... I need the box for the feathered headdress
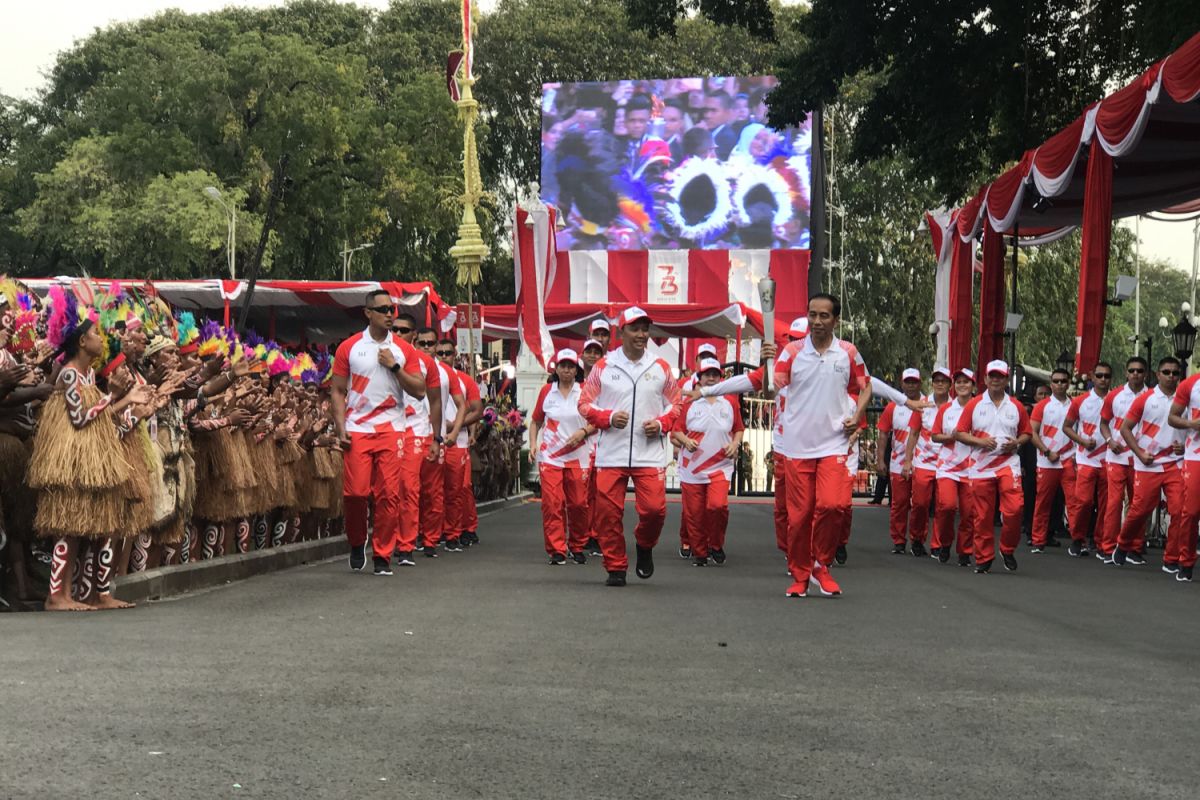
[46,285,96,353]
[197,320,230,360]
[176,312,200,352]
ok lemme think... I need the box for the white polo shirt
[332,328,422,434]
[1066,389,1109,468]
[1031,395,1074,470]
[772,335,868,460]
[1172,373,1200,461]
[955,392,1031,480]
[1124,386,1185,473]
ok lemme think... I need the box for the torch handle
[762,309,774,392]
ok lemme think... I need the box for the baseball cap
[954,367,976,382]
[986,359,1010,376]
[590,319,610,334]
[618,306,651,327]
[697,357,723,374]
[932,365,952,380]
[697,343,718,358]
[582,338,604,352]
[554,348,579,366]
[901,368,921,382]
[788,317,809,338]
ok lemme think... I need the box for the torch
[757,276,776,392]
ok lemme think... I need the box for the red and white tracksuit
[442,368,481,544]
[1030,395,1079,547]
[955,393,1031,564]
[877,401,922,546]
[931,399,975,556]
[908,397,944,546]
[773,336,869,586]
[1100,384,1147,554]
[1115,386,1187,562]
[533,381,591,556]
[1066,389,1109,548]
[1171,374,1200,569]
[674,395,743,558]
[579,349,682,573]
[333,329,423,560]
[400,352,450,552]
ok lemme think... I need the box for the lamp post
[341,242,374,282]
[1055,350,1074,375]
[1172,303,1197,374]
[203,186,236,280]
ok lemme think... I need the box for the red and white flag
[514,205,558,369]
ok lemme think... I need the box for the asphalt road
[2,500,1197,800]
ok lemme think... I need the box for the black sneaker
[1002,553,1018,572]
[678,545,691,559]
[1030,545,1045,554]
[1126,551,1147,565]
[834,545,848,565]
[548,553,566,565]
[605,570,627,587]
[373,556,393,576]
[711,548,726,565]
[958,553,972,567]
[463,531,479,546]
[395,551,416,567]
[1177,566,1193,582]
[892,543,906,555]
[1046,537,1062,548]
[349,543,366,571]
[570,551,587,565]
[1068,540,1085,558]
[1162,562,1180,575]
[586,538,602,556]
[1096,550,1111,562]
[693,556,708,567]
[444,539,464,553]
[635,546,654,579]
[423,545,439,558]
[1109,548,1127,566]
[911,541,927,558]
[939,545,951,564]
[974,559,993,574]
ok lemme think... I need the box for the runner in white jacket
[578,306,682,586]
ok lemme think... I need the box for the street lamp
[1171,305,1197,368]
[1055,350,1074,374]
[341,242,375,281]
[203,186,236,280]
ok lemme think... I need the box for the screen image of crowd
[541,77,812,252]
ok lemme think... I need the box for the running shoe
[395,551,416,567]
[1176,566,1193,582]
[809,566,842,597]
[586,538,602,556]
[1030,545,1045,554]
[1162,562,1180,575]
[958,554,972,567]
[1068,540,1085,558]
[605,571,626,587]
[349,543,366,571]
[785,581,808,598]
[892,543,906,555]
[635,546,654,579]
[678,545,691,559]
[911,541,927,558]
[1002,553,1018,572]
[373,557,393,576]
[548,553,566,565]
[834,545,848,565]
[1126,551,1147,565]
[570,551,587,565]
[444,539,464,553]
[711,548,726,565]
[423,545,439,558]
[974,559,993,574]
[939,546,951,564]
[693,556,708,567]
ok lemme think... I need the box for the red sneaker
[809,566,842,597]
[785,581,808,598]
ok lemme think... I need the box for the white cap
[554,348,579,366]
[789,317,809,337]
[618,306,651,327]
[901,368,921,382]
[697,343,718,357]
[954,367,976,382]
[932,365,952,380]
[582,338,605,352]
[590,318,610,333]
[697,357,723,374]
[985,359,1009,376]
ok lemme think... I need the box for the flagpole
[449,0,487,379]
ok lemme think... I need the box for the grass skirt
[29,387,133,539]
[193,427,248,523]
[121,425,159,537]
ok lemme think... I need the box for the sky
[1,1,1196,277]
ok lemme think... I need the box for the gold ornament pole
[449,0,487,379]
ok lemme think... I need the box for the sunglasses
[393,326,413,334]
[367,305,394,315]
[1051,379,1068,384]
[1094,373,1112,379]
[416,339,436,348]
[1161,369,1181,376]
[436,350,456,357]
[1127,367,1145,374]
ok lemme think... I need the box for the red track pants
[593,467,667,573]
[888,472,913,545]
[933,478,974,554]
[442,445,468,542]
[1032,461,1078,547]
[460,454,478,535]
[1117,463,1186,561]
[397,432,431,552]
[680,476,730,558]
[539,462,590,556]
[969,469,1023,564]
[1070,463,1107,547]
[1102,462,1136,554]
[908,468,935,544]
[419,454,444,548]
[838,461,855,547]
[1179,461,1200,568]
[586,453,598,541]
[343,430,402,560]
[783,455,849,583]
[773,452,789,553]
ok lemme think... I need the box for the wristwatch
[388,363,401,374]
[434,434,445,444]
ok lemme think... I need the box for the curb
[113,492,533,603]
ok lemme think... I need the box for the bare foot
[92,593,135,610]
[44,595,95,612]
